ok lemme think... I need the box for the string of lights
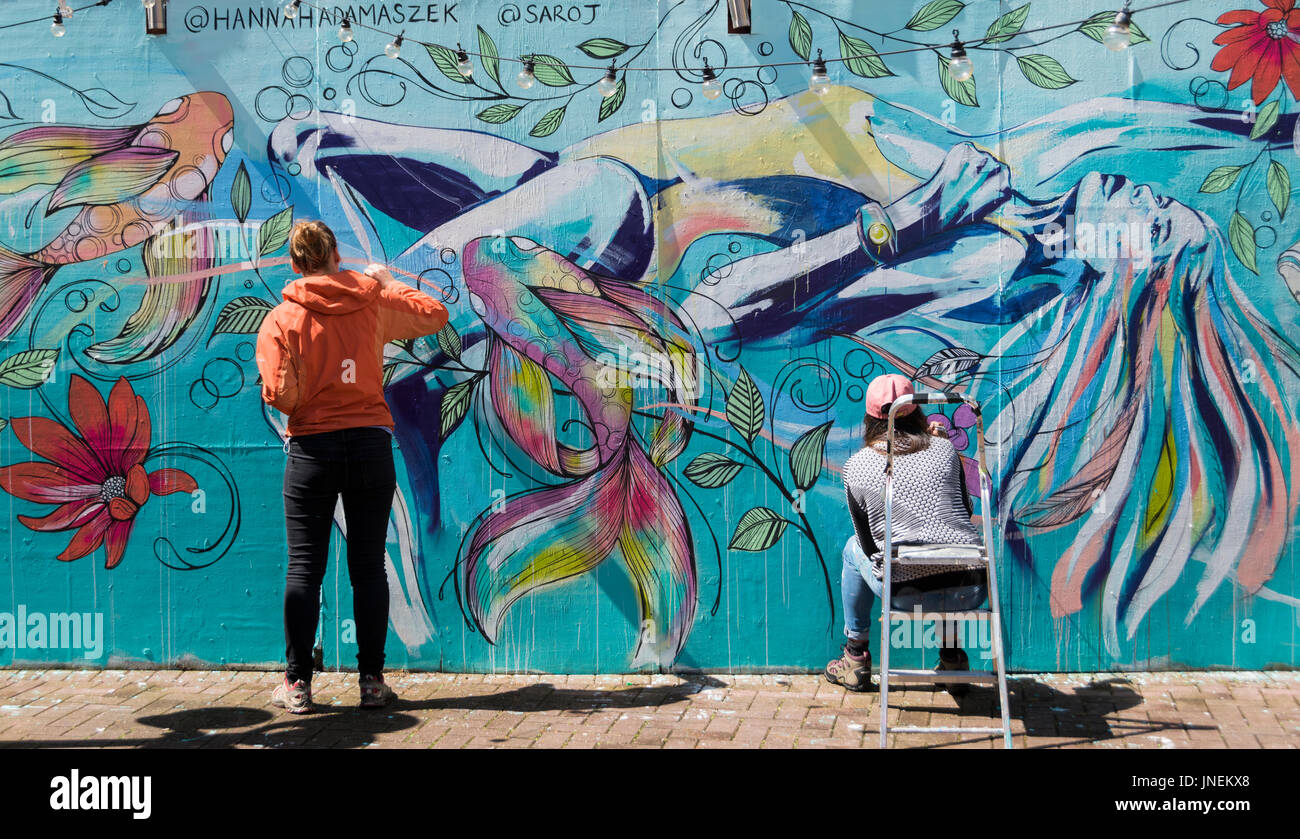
[0,0,113,33]
[26,0,1190,96]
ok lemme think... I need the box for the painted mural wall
[0,0,1297,673]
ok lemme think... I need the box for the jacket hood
[282,270,380,314]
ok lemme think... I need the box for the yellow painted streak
[1143,423,1177,543]
[563,85,918,202]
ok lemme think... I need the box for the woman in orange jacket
[255,220,448,713]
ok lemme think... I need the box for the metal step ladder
[877,392,1012,749]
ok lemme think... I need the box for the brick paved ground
[0,669,1295,749]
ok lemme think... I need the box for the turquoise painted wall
[0,0,1297,672]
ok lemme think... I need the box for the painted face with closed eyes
[1068,172,1201,271]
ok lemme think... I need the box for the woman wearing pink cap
[825,373,986,694]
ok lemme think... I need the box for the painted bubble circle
[671,88,693,109]
[282,56,314,88]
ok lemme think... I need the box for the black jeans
[282,427,396,684]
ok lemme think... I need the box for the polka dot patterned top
[842,435,982,583]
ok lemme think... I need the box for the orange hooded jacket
[255,270,448,436]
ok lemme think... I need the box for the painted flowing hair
[986,190,1300,657]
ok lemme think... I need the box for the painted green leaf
[789,421,833,491]
[1228,211,1258,275]
[0,418,7,433]
[1198,165,1243,194]
[1078,12,1149,45]
[382,363,398,387]
[230,161,251,224]
[1268,160,1291,220]
[525,54,575,87]
[984,4,1030,44]
[839,32,893,78]
[476,102,523,124]
[788,10,813,62]
[906,0,965,31]
[437,321,463,361]
[728,507,789,552]
[477,26,501,88]
[684,452,745,489]
[257,206,293,256]
[440,377,478,438]
[426,44,473,84]
[213,296,274,334]
[0,348,58,389]
[937,53,978,107]
[529,105,566,138]
[598,77,626,122]
[578,37,629,59]
[725,367,765,444]
[1250,100,1279,140]
[1016,54,1077,89]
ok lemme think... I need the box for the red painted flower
[1212,0,1300,105]
[0,375,197,568]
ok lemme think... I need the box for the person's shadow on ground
[0,675,730,749]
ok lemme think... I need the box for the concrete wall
[0,0,1297,672]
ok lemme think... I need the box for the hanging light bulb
[700,60,722,100]
[947,30,973,82]
[1104,3,1134,51]
[385,32,404,59]
[517,59,536,89]
[598,62,620,97]
[50,11,65,36]
[284,0,300,20]
[57,0,73,19]
[337,18,353,42]
[455,44,474,78]
[809,49,831,95]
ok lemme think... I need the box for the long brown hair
[863,408,932,454]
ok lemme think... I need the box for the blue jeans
[841,535,987,643]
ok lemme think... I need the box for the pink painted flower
[929,405,981,496]
[1211,0,1300,105]
[0,375,197,568]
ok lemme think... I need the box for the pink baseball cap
[864,374,916,419]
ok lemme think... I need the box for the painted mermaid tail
[0,93,232,346]
[0,246,56,338]
[461,236,697,664]
[84,210,219,363]
[463,436,696,665]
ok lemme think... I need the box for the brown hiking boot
[824,646,873,692]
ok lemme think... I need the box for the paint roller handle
[910,392,982,415]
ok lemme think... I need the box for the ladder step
[884,669,998,684]
[887,609,991,621]
[890,544,986,563]
[888,726,1006,734]
[889,555,988,567]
